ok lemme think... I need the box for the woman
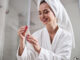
[17,0,74,60]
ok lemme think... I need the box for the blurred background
[0,0,80,60]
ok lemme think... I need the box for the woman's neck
[46,22,58,34]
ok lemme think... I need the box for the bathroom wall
[0,0,9,60]
[2,0,30,60]
[2,6,19,60]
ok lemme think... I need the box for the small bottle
[24,26,30,43]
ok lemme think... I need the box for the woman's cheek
[40,15,42,20]
[40,17,43,22]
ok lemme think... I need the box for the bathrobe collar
[41,27,62,50]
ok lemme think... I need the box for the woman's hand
[17,26,28,56]
[18,26,27,40]
[26,35,41,54]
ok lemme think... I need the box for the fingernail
[27,35,30,37]
[25,26,28,29]
[24,26,28,32]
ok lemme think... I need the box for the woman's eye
[39,12,41,15]
[44,10,49,14]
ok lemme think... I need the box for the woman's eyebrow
[38,9,48,13]
[43,9,48,11]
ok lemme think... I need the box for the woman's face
[39,2,56,25]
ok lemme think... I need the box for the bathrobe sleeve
[16,30,42,60]
[38,33,72,60]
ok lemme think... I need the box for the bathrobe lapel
[41,27,62,51]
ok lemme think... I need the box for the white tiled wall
[2,6,19,60]
[0,0,9,60]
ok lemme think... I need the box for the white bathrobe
[17,27,72,60]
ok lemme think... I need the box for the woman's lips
[42,18,48,22]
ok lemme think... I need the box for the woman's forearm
[18,39,25,56]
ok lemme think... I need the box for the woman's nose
[41,13,45,18]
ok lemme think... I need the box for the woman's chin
[43,21,48,25]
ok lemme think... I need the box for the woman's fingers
[26,35,41,54]
[18,26,26,33]
[27,39,37,45]
[18,29,24,35]
[18,27,26,33]
[27,39,35,44]
[18,27,25,33]
[27,35,38,42]
[18,26,27,39]
[27,35,37,41]
[26,35,38,45]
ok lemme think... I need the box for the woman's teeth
[43,18,48,22]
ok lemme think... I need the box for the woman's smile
[42,18,48,23]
